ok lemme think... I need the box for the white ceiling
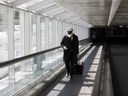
[1,0,128,27]
[54,0,112,26]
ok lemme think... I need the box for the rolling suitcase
[73,62,84,75]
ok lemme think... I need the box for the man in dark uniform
[61,28,79,79]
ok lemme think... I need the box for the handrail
[102,43,114,96]
[0,39,91,68]
[92,46,104,96]
[92,43,114,96]
[12,43,93,96]
[0,46,61,68]
[0,39,90,68]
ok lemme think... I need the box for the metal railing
[0,39,91,96]
[92,43,114,96]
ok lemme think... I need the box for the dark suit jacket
[61,34,79,59]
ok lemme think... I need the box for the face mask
[67,31,72,34]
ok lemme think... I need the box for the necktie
[69,37,72,42]
[70,36,73,41]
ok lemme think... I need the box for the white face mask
[68,34,71,37]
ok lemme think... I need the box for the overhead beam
[43,7,64,15]
[11,0,32,6]
[39,4,59,14]
[68,17,79,22]
[27,0,54,11]
[107,0,122,26]
[54,11,68,17]
[47,9,65,16]
[61,14,74,19]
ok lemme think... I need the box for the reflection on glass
[49,19,52,48]
[0,5,9,94]
[30,14,37,53]
[0,5,8,62]
[14,10,23,58]
[18,0,45,8]
[0,41,87,96]
[0,67,9,91]
[41,17,45,50]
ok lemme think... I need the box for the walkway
[40,45,101,96]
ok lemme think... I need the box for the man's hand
[63,46,68,50]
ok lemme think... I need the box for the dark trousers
[64,52,77,76]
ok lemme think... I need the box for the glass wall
[57,20,63,46]
[49,18,52,48]
[0,5,8,62]
[41,17,45,50]
[0,3,89,95]
[0,3,89,61]
[14,10,24,58]
[30,14,37,53]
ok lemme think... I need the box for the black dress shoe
[66,74,69,77]
[70,76,73,79]
[70,75,73,79]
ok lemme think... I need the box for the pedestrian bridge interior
[0,0,128,96]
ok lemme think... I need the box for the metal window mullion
[55,19,58,47]
[41,17,45,50]
[57,20,62,45]
[8,7,15,85]
[60,21,63,41]
[85,27,89,39]
[63,21,66,36]
[54,19,58,47]
[56,20,59,46]
[22,12,30,72]
[49,18,52,48]
[36,15,41,52]
[45,17,49,49]
[24,12,30,55]
[20,10,25,57]
[62,21,64,37]
[51,19,54,48]
[19,9,26,75]
[29,14,32,53]
[36,15,42,69]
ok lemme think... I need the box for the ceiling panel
[39,4,60,14]
[54,0,112,26]
[111,0,128,25]
[43,7,65,16]
[11,0,32,6]
[5,0,128,26]
[54,11,70,18]
[27,0,54,11]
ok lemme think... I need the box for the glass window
[41,17,45,50]
[0,5,8,62]
[49,19,52,48]
[14,10,24,58]
[30,14,37,53]
[19,0,45,8]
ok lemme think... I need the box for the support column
[36,15,42,69]
[8,8,15,85]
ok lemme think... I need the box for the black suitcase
[73,62,84,75]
